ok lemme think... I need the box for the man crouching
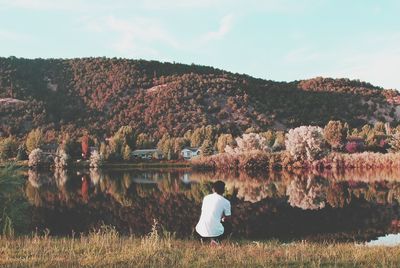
[195,180,232,245]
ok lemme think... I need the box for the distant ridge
[1,57,399,138]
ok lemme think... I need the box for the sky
[0,0,399,89]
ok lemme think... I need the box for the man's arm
[222,201,231,222]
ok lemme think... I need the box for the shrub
[285,126,328,162]
[28,148,52,168]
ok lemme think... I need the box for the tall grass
[317,152,400,169]
[0,164,29,237]
[1,228,400,267]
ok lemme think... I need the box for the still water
[24,168,400,243]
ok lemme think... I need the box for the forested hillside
[1,57,399,139]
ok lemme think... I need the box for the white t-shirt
[195,192,231,237]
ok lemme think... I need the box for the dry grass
[318,152,400,169]
[1,228,400,267]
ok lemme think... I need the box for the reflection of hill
[24,169,400,242]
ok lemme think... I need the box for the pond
[19,168,400,243]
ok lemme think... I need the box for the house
[132,149,163,160]
[181,147,201,160]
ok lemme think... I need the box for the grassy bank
[1,231,400,267]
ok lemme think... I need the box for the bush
[285,126,328,162]
[28,148,52,168]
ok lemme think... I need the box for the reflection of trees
[22,168,400,242]
[27,169,52,188]
[286,175,329,210]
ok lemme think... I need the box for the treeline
[1,57,399,140]
[2,119,400,168]
[191,120,400,172]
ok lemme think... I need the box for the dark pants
[196,222,232,243]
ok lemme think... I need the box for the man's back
[195,192,231,237]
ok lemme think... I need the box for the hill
[0,57,399,139]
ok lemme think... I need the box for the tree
[157,134,174,158]
[16,144,28,161]
[216,134,235,153]
[272,131,285,151]
[26,128,43,153]
[59,133,75,157]
[136,133,154,149]
[260,131,275,147]
[225,133,270,154]
[200,139,214,156]
[323,120,348,150]
[285,126,328,162]
[389,132,400,152]
[114,126,135,149]
[0,136,18,161]
[122,145,131,161]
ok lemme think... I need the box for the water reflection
[24,168,400,243]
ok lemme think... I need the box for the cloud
[329,47,400,90]
[284,47,323,63]
[0,0,116,12]
[83,16,180,58]
[201,14,235,43]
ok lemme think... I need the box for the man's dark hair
[212,180,225,195]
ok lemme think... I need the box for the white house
[181,147,201,160]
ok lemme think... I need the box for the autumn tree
[26,128,44,153]
[285,126,328,162]
[323,120,348,150]
[200,139,214,156]
[216,134,235,153]
[136,133,154,149]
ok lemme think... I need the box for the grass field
[1,227,400,267]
